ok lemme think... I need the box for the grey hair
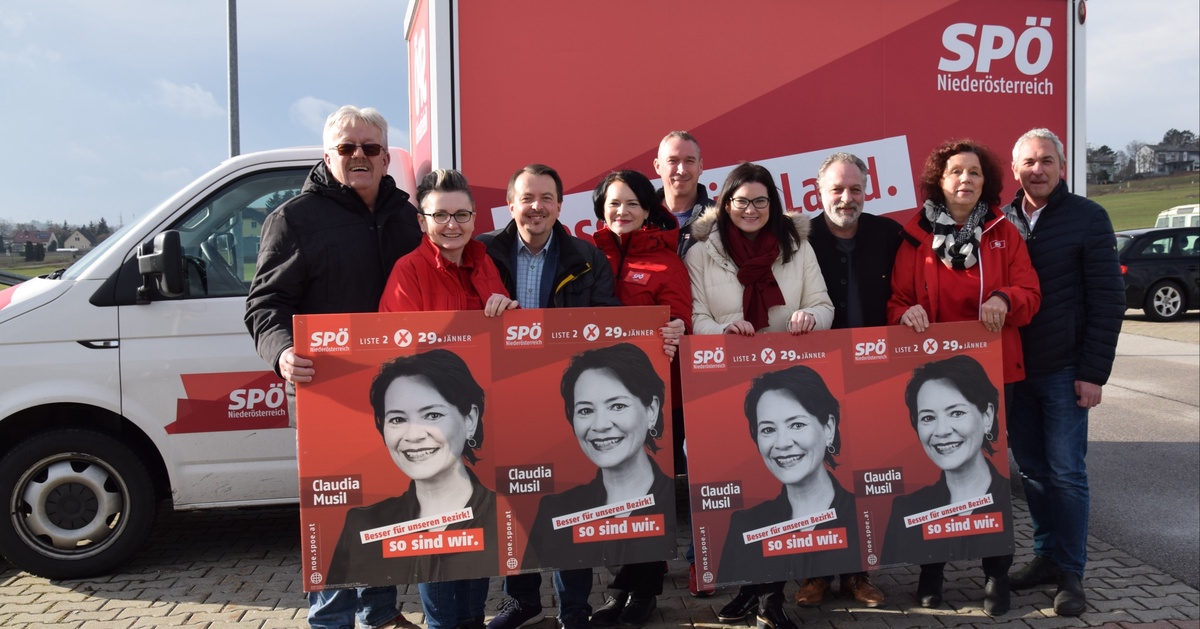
[1012,128,1065,164]
[817,152,869,183]
[324,105,389,149]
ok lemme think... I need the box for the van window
[170,169,306,298]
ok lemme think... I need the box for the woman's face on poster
[381,375,478,482]
[571,368,658,470]
[914,378,994,472]
[754,389,834,486]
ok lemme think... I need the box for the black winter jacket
[478,220,621,308]
[656,183,711,259]
[1004,180,1124,384]
[808,212,903,329]
[244,161,422,376]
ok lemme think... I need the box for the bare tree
[1127,140,1150,175]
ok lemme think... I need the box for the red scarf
[723,221,783,330]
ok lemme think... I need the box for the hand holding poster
[294,306,674,590]
[680,321,1013,590]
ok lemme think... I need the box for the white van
[1154,204,1200,228]
[0,147,413,579]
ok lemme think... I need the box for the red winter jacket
[591,218,692,332]
[888,204,1041,383]
[379,237,510,312]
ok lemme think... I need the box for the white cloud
[156,79,223,119]
[290,96,338,136]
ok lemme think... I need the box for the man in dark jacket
[794,152,899,608]
[480,164,620,629]
[653,131,710,258]
[479,164,621,310]
[1002,128,1124,618]
[245,105,422,629]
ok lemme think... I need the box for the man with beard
[794,151,900,607]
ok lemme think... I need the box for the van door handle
[78,340,120,349]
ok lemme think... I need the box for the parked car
[1116,226,1200,321]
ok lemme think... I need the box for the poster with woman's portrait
[680,321,1013,591]
[293,306,674,590]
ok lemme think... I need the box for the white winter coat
[684,208,834,335]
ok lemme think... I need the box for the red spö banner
[294,306,674,590]
[681,321,1014,590]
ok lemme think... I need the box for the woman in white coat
[686,162,833,337]
[685,161,833,629]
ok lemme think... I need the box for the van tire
[0,429,157,579]
[1144,280,1185,322]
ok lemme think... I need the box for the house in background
[1136,143,1200,176]
[10,230,58,251]
[1087,152,1118,184]
[62,228,97,251]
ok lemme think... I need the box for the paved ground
[2,321,1198,628]
[1,496,1197,629]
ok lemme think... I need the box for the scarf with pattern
[923,199,990,269]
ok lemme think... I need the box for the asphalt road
[1013,310,1200,589]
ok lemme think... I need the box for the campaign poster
[681,321,1012,591]
[294,306,674,591]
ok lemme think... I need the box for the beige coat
[685,208,834,335]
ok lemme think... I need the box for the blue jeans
[1010,368,1090,577]
[308,586,398,629]
[504,569,593,619]
[419,578,490,629]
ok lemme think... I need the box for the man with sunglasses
[246,105,421,629]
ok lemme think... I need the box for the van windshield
[60,222,136,280]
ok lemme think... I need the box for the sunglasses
[330,143,384,157]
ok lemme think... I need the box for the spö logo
[310,328,351,353]
[939,17,1053,74]
[692,347,725,366]
[937,17,1056,96]
[853,336,888,363]
[228,382,286,412]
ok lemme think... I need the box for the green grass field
[0,251,82,278]
[1087,171,1200,231]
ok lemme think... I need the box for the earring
[467,437,478,449]
[649,427,660,439]
[984,431,993,442]
[826,443,835,454]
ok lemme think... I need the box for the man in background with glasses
[246,104,421,629]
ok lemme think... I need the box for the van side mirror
[137,230,186,303]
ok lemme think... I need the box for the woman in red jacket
[585,170,690,629]
[378,169,516,629]
[379,170,515,316]
[887,139,1041,617]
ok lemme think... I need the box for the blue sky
[1,0,1197,227]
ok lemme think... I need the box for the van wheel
[0,429,157,579]
[1144,280,1185,322]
